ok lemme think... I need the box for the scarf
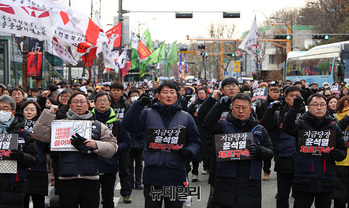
[66,109,94,120]
[94,108,111,124]
[0,116,15,133]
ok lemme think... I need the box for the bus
[285,41,349,86]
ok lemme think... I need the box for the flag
[238,16,258,56]
[137,40,151,60]
[116,46,128,70]
[184,54,188,74]
[130,48,139,70]
[166,41,177,76]
[81,47,97,67]
[167,41,177,66]
[1,0,67,13]
[106,22,122,49]
[131,33,139,49]
[54,7,100,46]
[158,42,166,60]
[141,28,153,53]
[27,37,43,77]
[45,37,78,65]
[122,49,132,78]
[178,52,182,78]
[0,3,54,40]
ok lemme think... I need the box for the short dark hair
[221,77,239,89]
[21,100,41,114]
[307,93,327,105]
[68,92,89,107]
[285,86,302,96]
[157,81,177,93]
[232,93,252,106]
[326,95,337,106]
[110,81,124,90]
[94,92,111,103]
[128,89,140,98]
[11,87,24,96]
[196,88,206,94]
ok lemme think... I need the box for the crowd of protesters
[0,76,349,208]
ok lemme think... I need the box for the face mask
[130,96,139,103]
[0,111,12,122]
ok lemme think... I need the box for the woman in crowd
[334,95,349,208]
[327,95,338,119]
[22,100,49,208]
[340,87,349,98]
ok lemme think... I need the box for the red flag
[27,52,43,77]
[106,22,122,48]
[137,40,151,59]
[86,19,100,46]
[81,47,97,67]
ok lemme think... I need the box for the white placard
[50,120,92,151]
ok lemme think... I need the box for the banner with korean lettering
[106,22,122,49]
[343,130,349,147]
[298,130,336,156]
[27,37,43,77]
[51,120,92,151]
[0,3,54,40]
[45,38,78,65]
[147,128,186,152]
[252,87,268,102]
[330,85,340,98]
[0,0,67,13]
[215,132,253,161]
[0,134,18,174]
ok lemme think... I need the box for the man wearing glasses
[203,93,274,208]
[197,77,241,207]
[33,92,118,208]
[282,94,346,208]
[92,92,131,208]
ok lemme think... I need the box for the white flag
[131,33,139,49]
[0,4,54,40]
[45,38,78,66]
[0,0,67,13]
[238,16,258,56]
[116,46,128,69]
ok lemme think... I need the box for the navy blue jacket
[123,100,201,187]
[282,110,347,192]
[203,102,274,180]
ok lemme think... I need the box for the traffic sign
[197,51,202,56]
[235,50,241,57]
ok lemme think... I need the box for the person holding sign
[33,92,118,208]
[122,80,201,208]
[0,95,38,208]
[203,93,274,208]
[282,94,347,208]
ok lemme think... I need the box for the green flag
[142,28,153,53]
[158,42,166,60]
[167,41,177,66]
[151,42,165,64]
[130,48,139,70]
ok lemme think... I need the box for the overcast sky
[70,0,310,44]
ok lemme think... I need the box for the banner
[0,3,54,40]
[147,128,186,152]
[106,22,122,49]
[0,134,18,174]
[178,52,182,78]
[215,132,253,161]
[0,0,67,13]
[27,37,43,77]
[298,130,336,156]
[51,120,92,151]
[252,87,268,102]
[45,37,78,65]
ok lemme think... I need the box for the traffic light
[175,12,193,18]
[223,12,240,18]
[198,45,205,50]
[312,34,330,40]
[274,34,291,39]
[227,53,235,57]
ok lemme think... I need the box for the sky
[70,0,310,44]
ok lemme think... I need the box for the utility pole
[117,0,123,83]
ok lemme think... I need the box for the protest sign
[51,120,92,151]
[298,130,335,156]
[252,88,268,102]
[0,134,18,173]
[215,132,253,161]
[147,128,186,152]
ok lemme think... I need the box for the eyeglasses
[224,84,238,89]
[0,107,13,112]
[309,103,327,108]
[71,100,87,104]
[96,99,109,103]
[233,106,250,111]
[61,95,71,99]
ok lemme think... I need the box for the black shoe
[135,183,143,190]
[123,196,132,203]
